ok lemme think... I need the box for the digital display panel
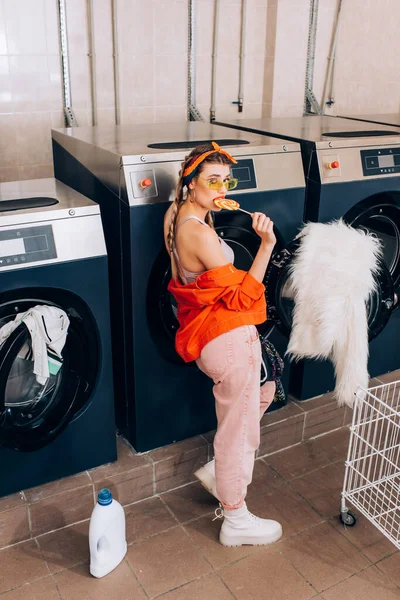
[378,155,395,168]
[231,166,251,183]
[0,238,25,257]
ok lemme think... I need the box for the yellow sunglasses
[197,176,239,191]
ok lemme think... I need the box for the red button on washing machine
[140,178,152,188]
[327,161,340,169]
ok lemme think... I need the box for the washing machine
[52,123,306,451]
[215,115,400,400]
[0,178,116,497]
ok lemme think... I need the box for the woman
[164,142,282,547]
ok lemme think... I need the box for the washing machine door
[266,234,395,342]
[0,296,98,451]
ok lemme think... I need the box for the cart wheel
[340,510,357,527]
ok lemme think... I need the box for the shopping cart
[340,380,400,550]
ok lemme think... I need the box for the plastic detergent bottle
[89,488,127,578]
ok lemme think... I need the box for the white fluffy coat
[286,220,381,407]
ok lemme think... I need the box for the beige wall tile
[246,5,268,56]
[0,57,12,112]
[44,0,60,54]
[195,54,212,106]
[118,0,154,56]
[215,55,240,105]
[15,112,53,166]
[68,55,91,111]
[196,1,214,55]
[65,0,89,55]
[0,166,19,182]
[244,54,265,104]
[120,54,154,107]
[155,105,187,123]
[19,163,54,180]
[155,54,187,106]
[121,106,155,124]
[0,0,7,54]
[154,0,188,55]
[93,0,113,56]
[95,55,115,109]
[4,0,46,55]
[218,2,241,56]
[0,113,18,167]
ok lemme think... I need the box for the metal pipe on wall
[322,0,344,112]
[210,0,220,121]
[304,0,321,115]
[57,0,78,126]
[86,0,97,126]
[237,0,247,113]
[188,0,204,120]
[111,0,121,125]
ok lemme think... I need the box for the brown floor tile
[311,428,350,463]
[127,527,211,597]
[0,576,60,600]
[303,403,346,440]
[279,521,370,592]
[266,428,349,481]
[260,399,305,426]
[0,492,26,513]
[161,482,218,523]
[24,472,92,503]
[247,459,286,497]
[376,370,400,385]
[148,435,208,462]
[377,552,400,587]
[0,505,30,548]
[330,513,398,563]
[29,485,94,537]
[93,464,154,507]
[246,484,322,539]
[36,519,90,573]
[289,463,345,518]
[154,445,208,494]
[88,436,150,483]
[183,514,258,570]
[54,561,146,600]
[320,565,400,600]
[258,413,305,457]
[160,572,236,600]
[0,540,49,594]
[125,496,177,544]
[219,547,316,600]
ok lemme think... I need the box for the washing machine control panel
[0,225,57,267]
[361,148,400,176]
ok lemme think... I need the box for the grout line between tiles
[125,555,151,599]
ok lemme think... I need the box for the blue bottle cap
[97,488,113,506]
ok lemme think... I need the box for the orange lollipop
[213,197,252,215]
[214,198,240,210]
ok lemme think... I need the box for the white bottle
[89,488,127,578]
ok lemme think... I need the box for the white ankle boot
[215,502,282,547]
[194,459,218,499]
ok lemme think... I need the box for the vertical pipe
[210,0,220,121]
[188,0,196,120]
[57,0,78,126]
[237,0,247,113]
[304,0,321,115]
[322,0,344,111]
[111,0,121,125]
[86,0,97,126]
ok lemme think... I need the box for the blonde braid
[167,178,184,253]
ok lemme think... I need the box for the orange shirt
[168,263,267,362]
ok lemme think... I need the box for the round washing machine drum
[0,292,98,451]
[265,236,395,342]
[147,212,286,364]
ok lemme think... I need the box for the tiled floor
[1,372,400,599]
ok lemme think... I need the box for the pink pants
[196,325,276,509]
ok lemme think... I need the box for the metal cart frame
[340,380,400,550]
